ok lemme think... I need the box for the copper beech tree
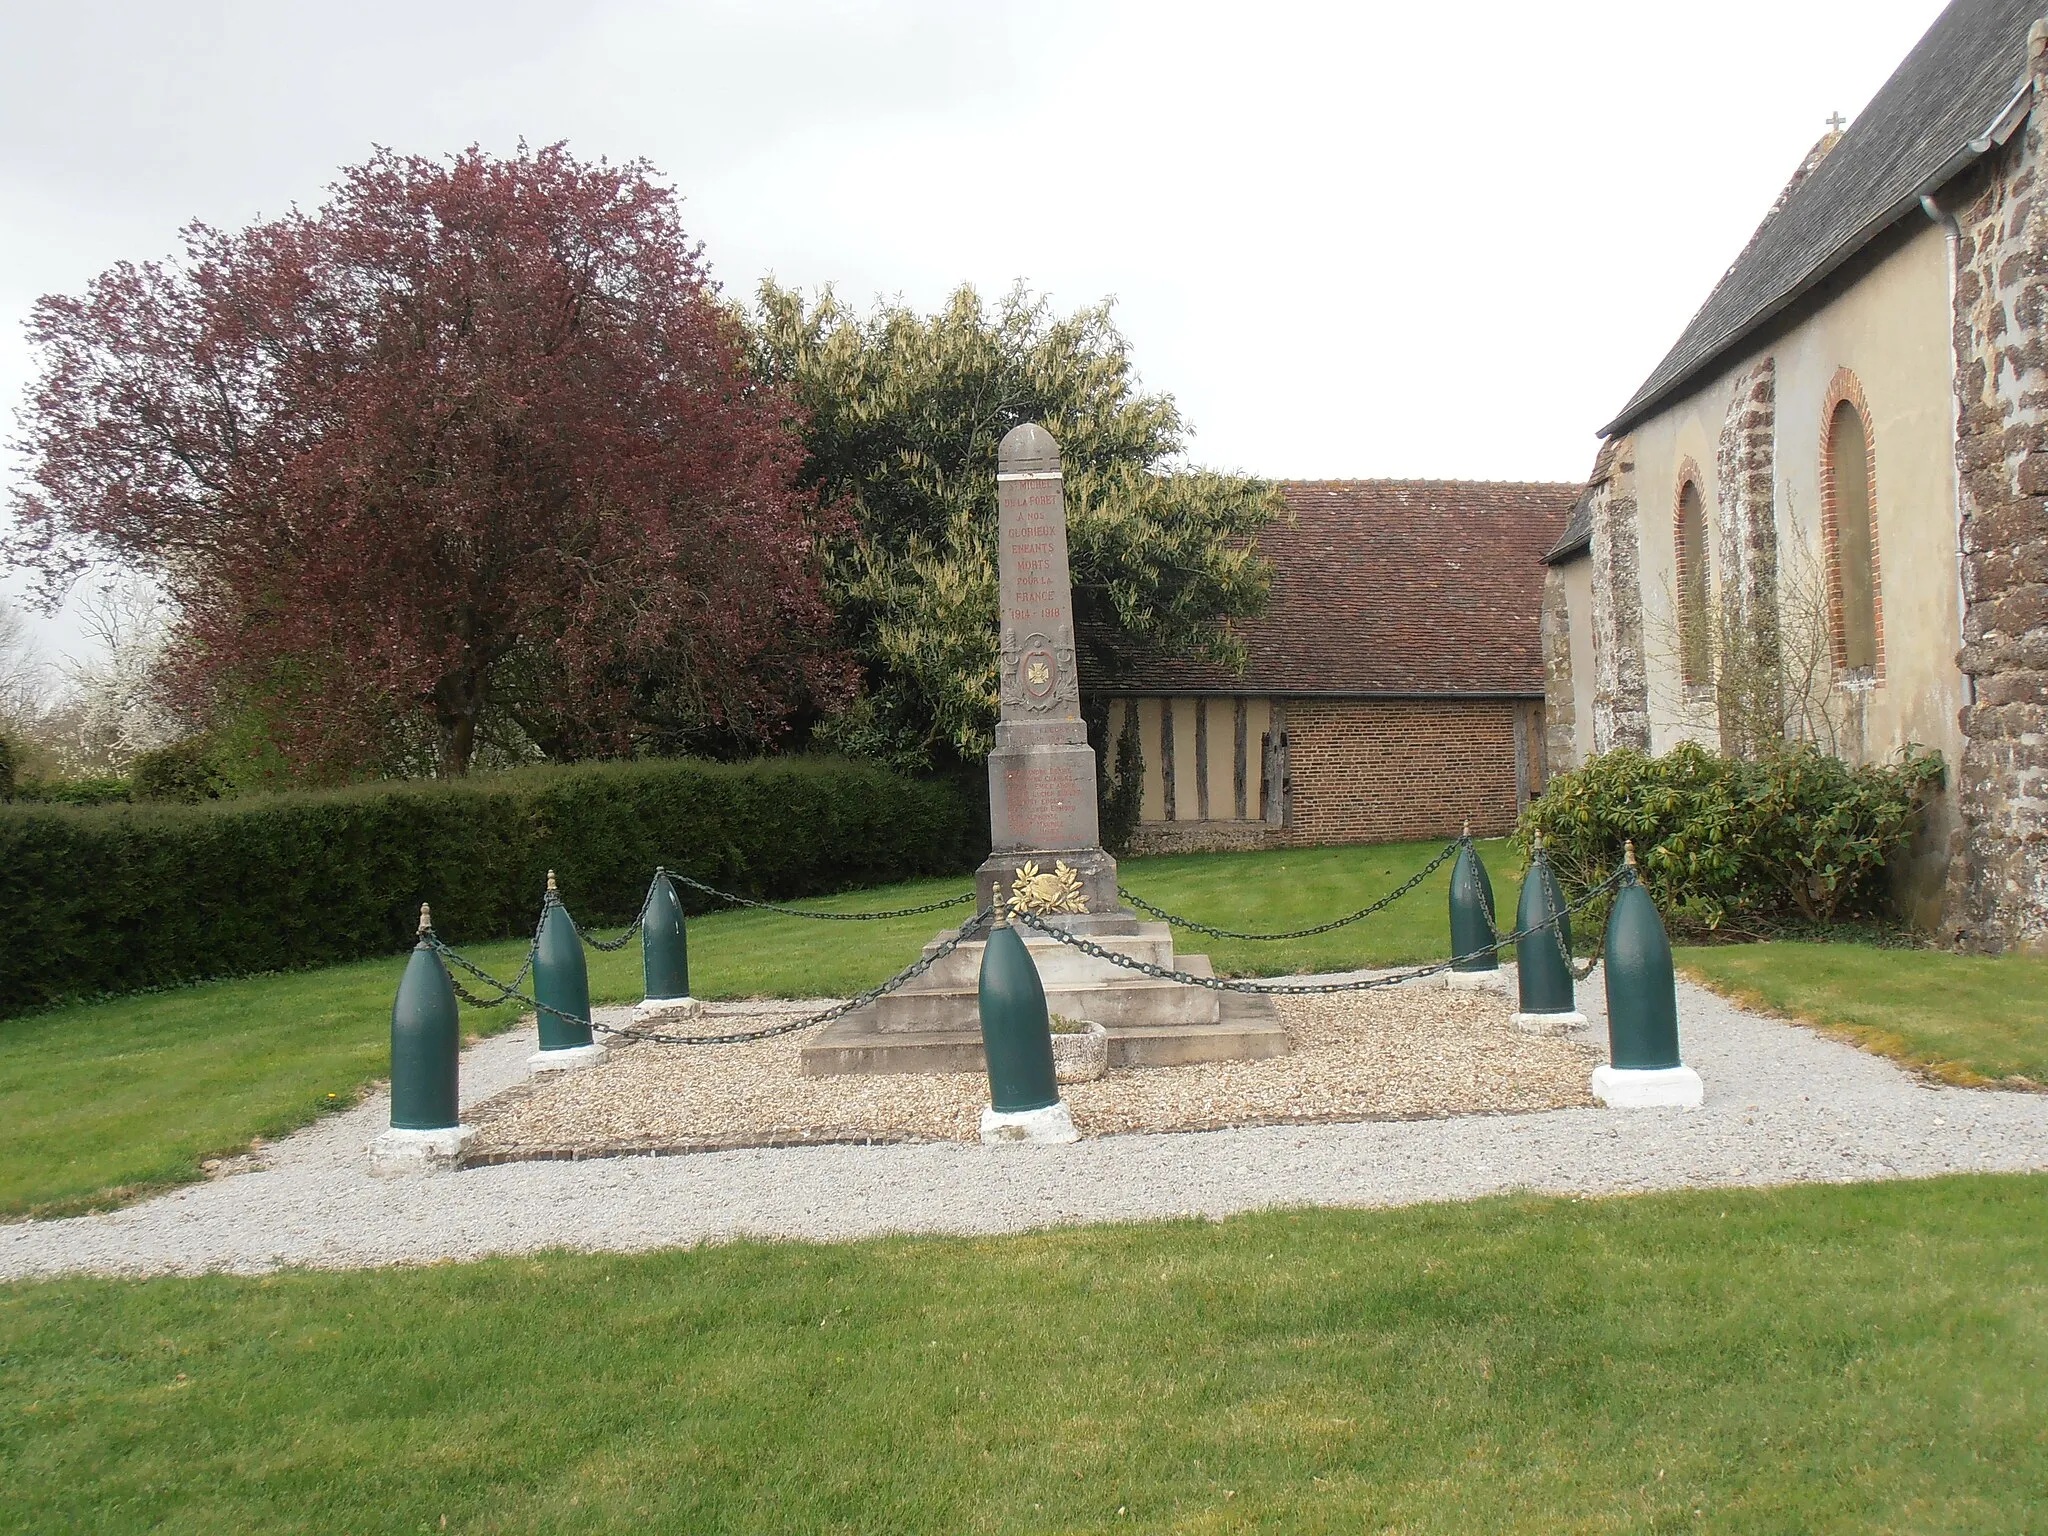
[7,145,845,776]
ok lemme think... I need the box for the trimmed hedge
[2,757,981,1017]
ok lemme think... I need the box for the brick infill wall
[1280,697,1523,844]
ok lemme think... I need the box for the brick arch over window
[1672,456,1712,687]
[1819,368,1885,679]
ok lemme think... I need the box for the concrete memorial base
[798,912,1287,1076]
[528,1043,608,1074]
[979,1100,1080,1145]
[369,1124,475,1175]
[1513,1009,1588,1033]
[1590,1063,1704,1108]
[632,996,703,1027]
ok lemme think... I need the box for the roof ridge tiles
[1277,476,1584,489]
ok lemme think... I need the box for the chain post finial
[418,902,432,936]
[1462,818,1471,839]
[1624,840,1637,869]
[546,869,558,895]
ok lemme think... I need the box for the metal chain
[668,873,975,922]
[1470,846,1605,983]
[1013,869,1626,996]
[1116,839,1462,942]
[428,908,997,1047]
[1563,931,1604,982]
[443,904,545,1009]
[578,886,651,952]
[1521,868,1610,983]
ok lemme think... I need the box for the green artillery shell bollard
[1512,835,1585,1029]
[369,904,475,1174]
[1447,823,1503,988]
[1593,844,1702,1107]
[530,871,607,1074]
[976,903,1077,1144]
[636,868,702,1026]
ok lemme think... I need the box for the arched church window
[1675,477,1712,686]
[1823,391,1881,674]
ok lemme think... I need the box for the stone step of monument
[871,960,1222,1032]
[912,922,1180,990]
[798,988,1288,1077]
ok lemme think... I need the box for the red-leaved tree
[7,143,847,776]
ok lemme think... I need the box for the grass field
[1675,941,2048,1089]
[5,1176,2044,1532]
[1,837,1497,1219]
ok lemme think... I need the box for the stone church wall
[1713,358,1781,758]
[1585,440,1651,751]
[1945,22,2048,950]
[1541,564,1579,770]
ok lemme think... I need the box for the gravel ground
[5,970,2048,1280]
[466,988,1596,1155]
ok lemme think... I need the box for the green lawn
[2,837,1500,1219]
[1676,941,2048,1089]
[5,1177,2044,1532]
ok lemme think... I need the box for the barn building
[1095,480,1577,853]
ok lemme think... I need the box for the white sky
[1,0,1955,659]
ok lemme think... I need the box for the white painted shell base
[633,996,704,1025]
[528,1043,609,1074]
[1513,1010,1588,1033]
[1445,968,1509,993]
[1591,1063,1704,1108]
[369,1124,475,1176]
[980,1101,1080,1145]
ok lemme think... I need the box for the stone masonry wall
[1587,438,1651,750]
[1714,357,1782,756]
[1947,26,2048,950]
[1126,819,1274,856]
[1278,698,1523,845]
[1541,565,1578,770]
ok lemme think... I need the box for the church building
[1542,0,2048,947]
[1099,479,1575,852]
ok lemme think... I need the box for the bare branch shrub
[1647,503,1844,759]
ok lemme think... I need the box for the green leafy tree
[754,282,1279,769]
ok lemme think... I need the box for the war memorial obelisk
[799,424,1286,1076]
[976,422,1118,912]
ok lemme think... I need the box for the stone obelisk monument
[976,423,1118,913]
[796,422,1287,1076]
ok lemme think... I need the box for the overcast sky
[1,0,1955,656]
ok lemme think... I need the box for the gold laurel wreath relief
[1009,859,1088,915]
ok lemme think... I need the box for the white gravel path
[5,970,2047,1280]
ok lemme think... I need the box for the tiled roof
[1095,480,1578,698]
[1601,0,2040,438]
[1543,438,1622,563]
